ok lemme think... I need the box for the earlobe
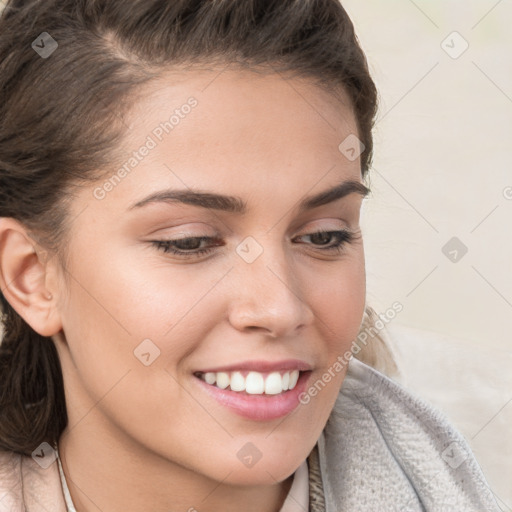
[0,218,62,337]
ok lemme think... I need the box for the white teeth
[198,369,301,395]
[230,371,245,392]
[282,372,290,391]
[289,369,299,389]
[245,372,264,394]
[204,372,216,385]
[264,372,283,395]
[215,372,230,389]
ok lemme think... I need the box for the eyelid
[293,217,356,234]
[148,222,350,240]
[145,225,218,238]
[145,215,355,238]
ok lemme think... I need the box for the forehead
[124,65,358,158]
[80,67,363,217]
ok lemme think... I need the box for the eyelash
[150,229,358,259]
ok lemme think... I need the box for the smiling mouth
[193,369,304,395]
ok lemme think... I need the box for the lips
[190,358,314,420]
[193,369,312,421]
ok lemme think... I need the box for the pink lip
[192,370,312,421]
[195,359,312,374]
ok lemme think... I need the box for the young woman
[0,1,499,511]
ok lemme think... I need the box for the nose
[226,240,315,338]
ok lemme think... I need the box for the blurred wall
[343,1,512,509]
[344,0,512,353]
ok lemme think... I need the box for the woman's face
[52,68,367,485]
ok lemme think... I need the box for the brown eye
[293,229,356,253]
[152,236,222,258]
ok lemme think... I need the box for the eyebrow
[129,179,370,214]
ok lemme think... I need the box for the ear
[0,218,62,337]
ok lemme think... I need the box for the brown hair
[0,0,385,456]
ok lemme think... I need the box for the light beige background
[343,0,511,509]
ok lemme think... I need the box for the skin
[0,67,367,512]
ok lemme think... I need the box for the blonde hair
[352,305,401,379]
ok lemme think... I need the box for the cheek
[58,267,209,439]
[99,250,228,334]
[58,249,228,411]
[301,256,366,404]
[309,256,366,346]
[64,245,215,344]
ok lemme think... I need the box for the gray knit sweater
[306,357,500,511]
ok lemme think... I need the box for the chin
[223,463,297,487]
